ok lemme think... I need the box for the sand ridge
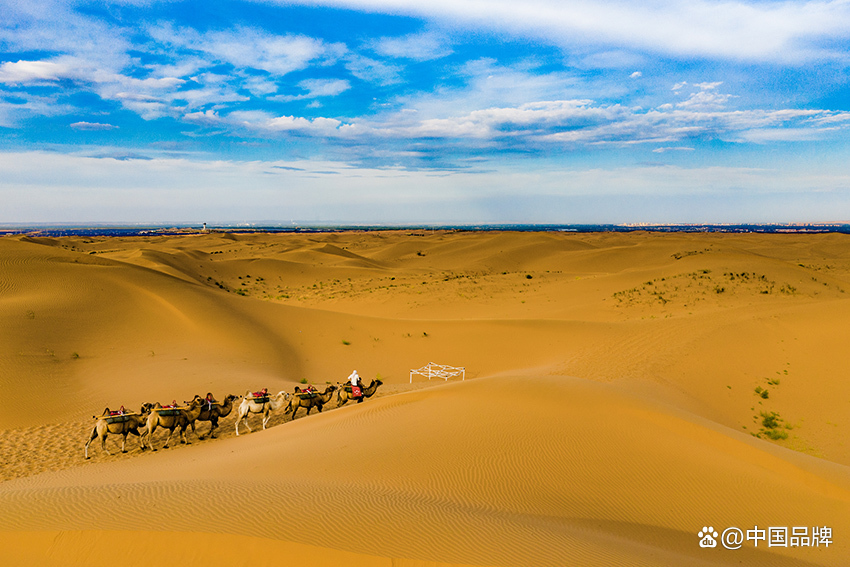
[1,230,849,565]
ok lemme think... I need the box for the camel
[286,384,337,420]
[85,403,153,459]
[336,379,383,407]
[140,395,204,451]
[234,390,290,435]
[193,393,240,439]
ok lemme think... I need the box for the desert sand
[1,230,848,566]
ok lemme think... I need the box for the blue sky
[2,0,850,224]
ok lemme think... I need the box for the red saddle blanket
[350,386,362,398]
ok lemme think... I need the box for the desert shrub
[763,429,788,440]
[761,411,782,429]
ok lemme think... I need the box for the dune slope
[1,375,848,566]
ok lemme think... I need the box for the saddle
[347,385,363,398]
[104,414,134,424]
[296,391,317,400]
[155,406,184,416]
[248,395,269,403]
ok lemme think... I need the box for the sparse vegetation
[758,411,789,440]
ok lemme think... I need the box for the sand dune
[1,231,849,565]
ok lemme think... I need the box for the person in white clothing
[347,370,361,388]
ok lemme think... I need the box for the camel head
[223,394,239,403]
[139,402,155,415]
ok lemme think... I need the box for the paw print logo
[699,526,719,548]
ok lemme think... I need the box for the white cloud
[148,23,345,76]
[0,60,78,84]
[695,81,723,90]
[0,0,132,68]
[345,54,404,85]
[242,75,280,96]
[371,32,452,61]
[70,122,119,131]
[261,0,850,62]
[359,96,849,149]
[272,78,351,101]
[676,90,734,110]
[0,92,76,127]
[652,146,694,153]
[299,78,351,97]
[733,127,840,143]
[184,109,345,134]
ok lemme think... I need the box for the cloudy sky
[2,0,850,224]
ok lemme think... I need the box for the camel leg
[237,412,252,435]
[207,418,218,439]
[121,433,128,453]
[143,423,157,451]
[101,432,111,456]
[84,426,98,459]
[181,425,191,445]
[163,427,174,449]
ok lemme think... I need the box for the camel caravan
[85,371,382,458]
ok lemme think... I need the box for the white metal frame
[410,362,465,383]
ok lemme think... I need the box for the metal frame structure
[409,362,465,383]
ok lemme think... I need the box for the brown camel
[235,390,290,435]
[193,393,239,439]
[140,395,204,451]
[84,403,153,459]
[286,384,337,420]
[336,379,383,407]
